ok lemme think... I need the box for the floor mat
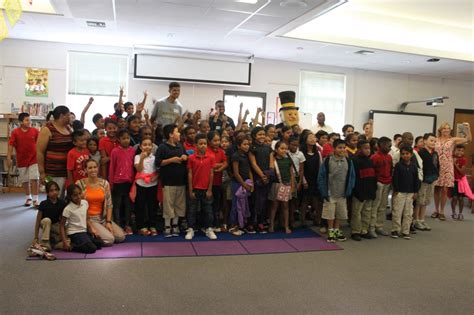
[26,228,342,260]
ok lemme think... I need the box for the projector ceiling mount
[399,96,449,112]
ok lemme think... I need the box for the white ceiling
[5,0,474,81]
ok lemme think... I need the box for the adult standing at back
[150,82,183,126]
[432,122,471,221]
[313,112,333,134]
[209,100,236,131]
[37,106,74,196]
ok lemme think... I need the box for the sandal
[438,213,446,221]
[229,226,244,236]
[24,198,32,207]
[431,212,439,219]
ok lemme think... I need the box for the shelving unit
[0,106,48,193]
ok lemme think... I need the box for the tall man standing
[151,82,183,126]
[313,112,333,133]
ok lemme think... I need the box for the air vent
[86,21,106,28]
[427,58,440,62]
[354,50,375,55]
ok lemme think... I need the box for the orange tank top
[85,186,105,217]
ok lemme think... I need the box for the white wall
[1,39,473,133]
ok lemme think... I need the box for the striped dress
[45,122,74,178]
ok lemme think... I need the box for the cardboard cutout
[279,91,300,127]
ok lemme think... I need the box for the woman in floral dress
[432,122,471,220]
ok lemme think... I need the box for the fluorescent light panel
[0,0,57,14]
[283,1,473,62]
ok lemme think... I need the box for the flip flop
[430,212,439,219]
[438,213,446,221]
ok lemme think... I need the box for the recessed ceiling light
[403,60,411,64]
[235,0,258,4]
[427,58,440,62]
[280,0,308,8]
[86,21,106,28]
[296,47,304,50]
[354,50,375,55]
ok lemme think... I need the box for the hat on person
[278,91,299,111]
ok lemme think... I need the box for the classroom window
[223,90,267,126]
[66,52,129,130]
[299,70,346,132]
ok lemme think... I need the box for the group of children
[8,85,471,252]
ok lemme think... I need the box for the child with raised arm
[155,124,188,237]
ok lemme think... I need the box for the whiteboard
[369,110,437,138]
[134,54,251,85]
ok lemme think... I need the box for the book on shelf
[20,102,54,117]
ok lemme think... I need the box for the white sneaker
[205,228,217,240]
[421,221,431,231]
[185,228,194,240]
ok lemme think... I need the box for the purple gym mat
[192,241,248,256]
[284,238,342,251]
[143,242,196,257]
[240,239,297,254]
[85,242,142,259]
[26,233,342,261]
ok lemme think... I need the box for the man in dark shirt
[209,100,236,131]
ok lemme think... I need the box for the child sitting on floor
[33,181,66,251]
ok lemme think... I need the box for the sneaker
[185,228,194,240]
[351,234,362,241]
[39,240,51,252]
[327,229,336,243]
[410,225,417,234]
[369,230,378,239]
[245,225,256,234]
[335,229,347,242]
[213,227,222,233]
[229,226,244,236]
[319,226,328,234]
[391,231,399,239]
[361,233,373,239]
[139,228,151,236]
[421,221,431,231]
[164,226,172,238]
[206,228,217,240]
[376,229,389,236]
[149,227,158,236]
[414,220,426,231]
[124,226,133,235]
[172,225,180,237]
[402,233,411,240]
[257,224,267,234]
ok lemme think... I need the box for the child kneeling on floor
[391,146,421,240]
[33,181,66,251]
[60,184,102,253]
[318,139,355,243]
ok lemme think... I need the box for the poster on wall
[25,68,48,97]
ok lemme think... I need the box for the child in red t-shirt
[67,130,90,184]
[99,119,119,178]
[206,131,228,230]
[7,113,40,207]
[451,145,467,220]
[322,132,339,158]
[186,133,216,240]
